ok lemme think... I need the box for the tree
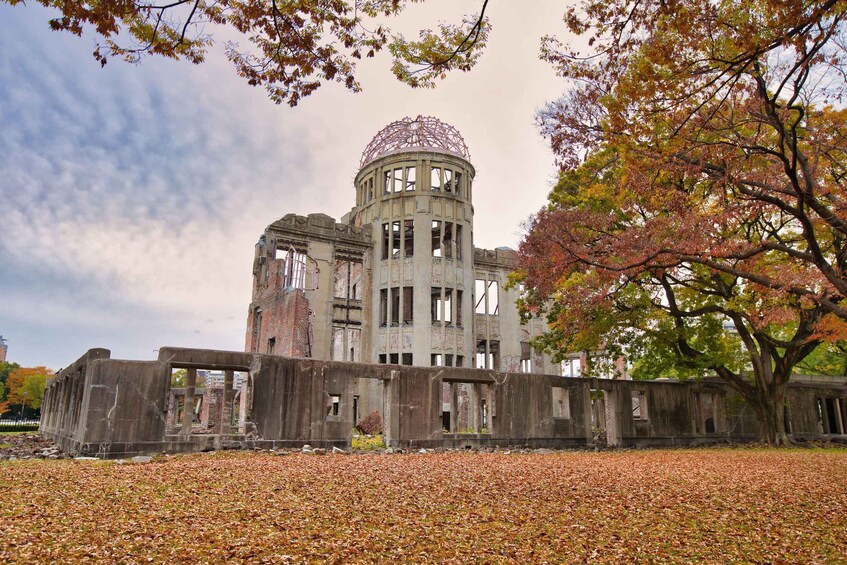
[0,361,19,403]
[6,366,53,415]
[2,0,490,106]
[517,149,847,445]
[538,0,847,322]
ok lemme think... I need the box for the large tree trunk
[748,380,792,446]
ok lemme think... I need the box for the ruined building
[38,118,847,458]
[245,116,554,373]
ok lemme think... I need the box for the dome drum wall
[353,148,476,370]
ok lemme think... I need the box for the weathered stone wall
[41,347,847,458]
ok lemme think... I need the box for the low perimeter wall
[40,347,847,458]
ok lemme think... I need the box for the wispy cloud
[0,1,566,369]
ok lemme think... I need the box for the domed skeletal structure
[360,115,470,168]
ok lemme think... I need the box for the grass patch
[351,433,385,451]
[1,448,845,562]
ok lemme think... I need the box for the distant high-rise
[0,335,8,363]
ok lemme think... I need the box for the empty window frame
[403,286,413,324]
[454,172,462,196]
[405,166,416,191]
[368,177,374,201]
[552,387,571,419]
[333,259,363,300]
[431,287,455,324]
[475,340,499,370]
[382,223,390,260]
[278,248,307,289]
[456,224,463,260]
[475,278,500,315]
[393,168,403,193]
[402,353,413,366]
[432,221,442,257]
[818,397,846,434]
[632,391,648,420]
[267,337,276,355]
[443,169,454,193]
[381,287,412,327]
[392,221,401,257]
[404,220,414,257]
[383,169,403,194]
[328,395,341,417]
[383,221,410,260]
[431,166,442,192]
[443,222,453,259]
[520,342,533,373]
[456,290,463,327]
[379,289,388,326]
[432,353,443,367]
[391,288,401,325]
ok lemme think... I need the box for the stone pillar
[582,382,593,444]
[450,382,459,433]
[180,368,197,439]
[220,370,234,435]
[605,389,621,447]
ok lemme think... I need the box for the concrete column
[450,382,459,433]
[219,370,234,435]
[383,370,400,445]
[238,376,249,434]
[605,389,621,447]
[582,383,593,444]
[180,368,197,439]
[472,383,482,433]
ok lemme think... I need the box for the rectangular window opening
[405,166,416,191]
[443,169,454,193]
[403,286,413,324]
[432,220,442,257]
[391,288,400,325]
[393,168,403,193]
[430,166,441,192]
[404,219,414,257]
[443,222,453,259]
[382,223,390,260]
[379,289,388,327]
[632,391,648,420]
[328,395,341,417]
[392,221,401,257]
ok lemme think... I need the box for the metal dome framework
[359,115,470,168]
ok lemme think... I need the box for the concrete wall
[40,347,847,458]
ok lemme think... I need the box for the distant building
[0,335,7,363]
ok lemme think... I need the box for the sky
[0,1,570,370]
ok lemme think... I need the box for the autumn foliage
[518,0,847,445]
[2,0,490,105]
[1,449,846,561]
[5,366,52,410]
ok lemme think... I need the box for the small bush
[0,424,39,433]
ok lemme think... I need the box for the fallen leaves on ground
[1,448,845,563]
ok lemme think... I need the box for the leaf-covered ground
[1,448,845,563]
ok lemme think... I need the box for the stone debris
[0,433,69,460]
